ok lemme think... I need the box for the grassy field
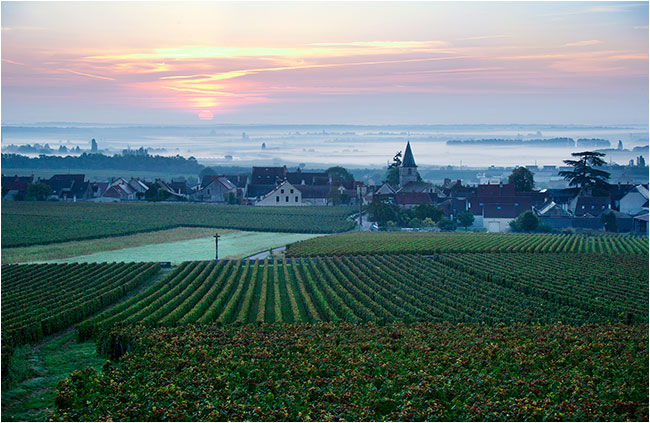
[286,231,649,256]
[1,202,356,247]
[44,231,321,264]
[1,332,105,422]
[2,227,233,264]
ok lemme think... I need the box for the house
[619,184,649,216]
[295,185,330,206]
[245,166,287,201]
[398,180,434,194]
[193,176,237,203]
[393,192,434,209]
[1,174,33,200]
[42,174,90,200]
[468,183,533,232]
[633,213,648,234]
[569,196,611,217]
[255,180,305,206]
[102,177,147,201]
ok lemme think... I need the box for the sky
[1,1,648,125]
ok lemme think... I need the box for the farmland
[1,262,160,348]
[77,253,648,341]
[1,202,356,247]
[286,231,649,256]
[52,323,649,421]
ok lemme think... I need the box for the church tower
[399,141,417,187]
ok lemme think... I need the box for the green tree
[25,182,52,201]
[600,211,618,232]
[326,187,342,205]
[409,217,422,228]
[457,211,475,229]
[199,167,218,180]
[510,210,539,232]
[384,151,402,184]
[508,167,535,191]
[326,166,354,186]
[558,151,611,196]
[367,197,400,226]
[422,217,435,227]
[437,218,457,231]
[412,204,444,222]
[145,187,170,202]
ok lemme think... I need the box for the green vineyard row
[285,232,649,256]
[1,202,356,247]
[1,262,160,347]
[77,253,648,340]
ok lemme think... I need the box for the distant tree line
[446,138,610,148]
[1,153,204,174]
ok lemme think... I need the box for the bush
[438,219,457,231]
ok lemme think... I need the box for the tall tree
[508,167,535,191]
[326,166,354,186]
[558,151,610,196]
[384,151,402,184]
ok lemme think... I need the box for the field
[286,231,649,256]
[52,323,648,422]
[76,253,648,340]
[41,231,320,264]
[2,228,648,421]
[1,202,356,247]
[1,227,229,264]
[1,262,160,348]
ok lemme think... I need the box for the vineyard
[1,262,160,348]
[52,323,649,421]
[77,253,648,340]
[285,231,649,256]
[1,202,356,247]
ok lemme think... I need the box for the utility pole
[213,232,220,260]
[357,186,362,231]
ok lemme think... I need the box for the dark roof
[468,195,532,215]
[171,181,191,195]
[246,184,275,198]
[43,174,89,197]
[477,184,516,197]
[483,203,522,219]
[394,192,433,206]
[224,174,249,188]
[573,196,610,217]
[286,170,329,186]
[252,166,286,185]
[2,175,33,185]
[295,185,330,199]
[2,180,29,192]
[401,141,417,168]
[398,181,433,193]
[608,183,635,201]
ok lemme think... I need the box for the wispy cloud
[633,25,649,30]
[61,69,116,81]
[563,40,603,47]
[459,35,510,41]
[2,58,25,66]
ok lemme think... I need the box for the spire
[402,141,417,168]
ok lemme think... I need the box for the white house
[256,181,306,206]
[620,184,649,216]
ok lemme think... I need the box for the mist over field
[3,123,648,168]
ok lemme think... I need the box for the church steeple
[402,141,417,168]
[399,141,418,186]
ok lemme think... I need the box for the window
[295,196,299,202]
[408,169,412,175]
[497,206,502,210]
[285,196,289,202]
[479,202,484,207]
[514,202,519,206]
[290,189,294,194]
[281,189,285,194]
[581,205,585,209]
[276,196,279,202]
[591,205,595,209]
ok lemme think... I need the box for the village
[1,141,648,235]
